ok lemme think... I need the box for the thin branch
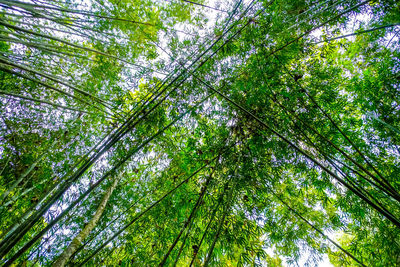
[0,90,100,116]
[313,23,400,44]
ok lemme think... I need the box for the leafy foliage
[0,0,399,266]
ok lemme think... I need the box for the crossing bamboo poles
[0,0,259,260]
[0,0,388,264]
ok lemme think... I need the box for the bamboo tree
[0,140,58,204]
[53,171,123,267]
[189,195,223,266]
[0,91,97,116]
[198,78,400,228]
[159,168,214,266]
[1,94,212,265]
[252,51,400,203]
[203,178,236,267]
[77,138,237,266]
[275,55,399,197]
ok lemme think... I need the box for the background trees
[0,0,399,266]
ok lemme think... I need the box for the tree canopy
[0,0,399,266]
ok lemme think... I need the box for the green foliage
[0,0,399,266]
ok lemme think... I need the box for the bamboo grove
[0,0,399,266]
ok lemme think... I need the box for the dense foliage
[0,0,399,266]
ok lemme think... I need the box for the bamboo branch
[0,90,100,116]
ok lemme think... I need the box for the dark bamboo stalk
[0,90,100,116]
[1,95,210,265]
[0,0,155,26]
[275,54,400,200]
[188,198,222,267]
[266,184,366,267]
[159,170,213,266]
[197,78,400,228]
[77,153,224,266]
[313,23,400,44]
[203,180,235,267]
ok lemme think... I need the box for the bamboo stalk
[0,90,100,116]
[53,172,123,267]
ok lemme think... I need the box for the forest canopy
[0,0,399,266]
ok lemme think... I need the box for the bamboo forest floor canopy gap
[0,0,399,266]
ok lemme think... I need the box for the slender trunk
[0,156,10,177]
[203,182,235,267]
[0,63,114,118]
[77,150,228,266]
[201,79,400,228]
[53,173,122,267]
[1,16,109,45]
[188,184,226,267]
[0,19,161,73]
[297,126,399,213]
[0,139,59,204]
[0,90,98,116]
[70,189,151,260]
[0,133,81,240]
[0,55,115,111]
[0,154,45,204]
[313,23,400,44]
[0,0,154,26]
[286,0,346,32]
[0,180,58,242]
[179,0,228,13]
[1,174,44,209]
[159,171,213,266]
